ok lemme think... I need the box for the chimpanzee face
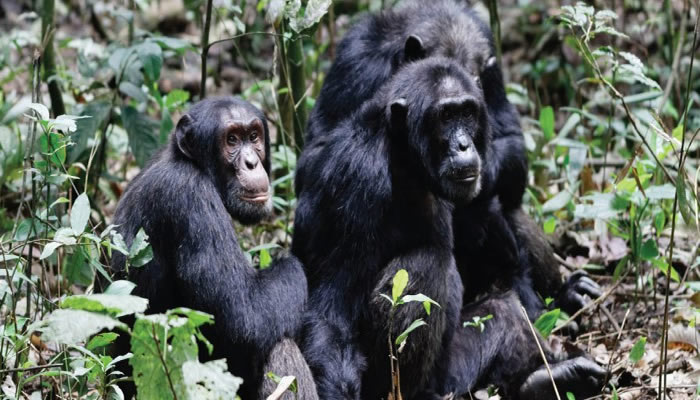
[388,60,488,203]
[216,106,272,224]
[174,98,272,225]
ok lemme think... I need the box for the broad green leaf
[542,186,576,213]
[259,249,272,269]
[119,81,147,103]
[651,258,680,282]
[395,318,427,346]
[69,101,111,163]
[129,228,154,268]
[137,42,163,82]
[539,106,555,141]
[131,309,214,399]
[392,269,409,303]
[33,309,125,345]
[61,294,148,317]
[566,392,576,400]
[640,239,658,260]
[401,294,440,315]
[629,336,647,363]
[676,177,693,226]
[104,280,137,295]
[543,217,556,234]
[28,103,50,120]
[86,332,120,350]
[645,184,675,200]
[40,242,62,260]
[64,247,94,286]
[121,106,160,167]
[183,359,242,399]
[165,89,190,109]
[39,132,67,167]
[71,193,91,233]
[534,308,561,338]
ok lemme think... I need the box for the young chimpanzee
[305,0,600,323]
[110,97,317,400]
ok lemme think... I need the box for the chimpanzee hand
[518,357,606,399]
[555,271,602,315]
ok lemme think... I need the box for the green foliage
[463,314,493,333]
[131,309,241,400]
[534,308,561,338]
[629,336,647,363]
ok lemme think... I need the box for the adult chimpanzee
[294,56,604,400]
[110,97,317,400]
[294,57,477,399]
[304,0,599,321]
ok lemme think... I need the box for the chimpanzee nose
[244,154,258,170]
[457,138,469,152]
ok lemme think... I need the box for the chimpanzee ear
[389,98,408,128]
[404,35,425,62]
[175,113,194,159]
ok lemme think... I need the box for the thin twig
[519,305,561,400]
[200,0,214,99]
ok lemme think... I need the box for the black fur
[293,58,487,399]
[303,0,604,397]
[111,97,316,400]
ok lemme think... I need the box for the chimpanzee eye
[249,132,259,142]
[227,134,237,145]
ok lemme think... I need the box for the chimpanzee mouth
[239,192,270,203]
[448,169,480,184]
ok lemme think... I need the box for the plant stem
[41,0,65,117]
[200,0,214,99]
[486,0,502,66]
[285,24,308,151]
[658,3,698,398]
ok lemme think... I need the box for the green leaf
[119,81,147,103]
[64,247,94,286]
[165,89,190,109]
[676,177,693,226]
[183,359,242,399]
[651,258,680,282]
[629,336,647,363]
[400,294,440,315]
[137,42,163,82]
[534,308,561,338]
[640,239,658,260]
[68,101,111,163]
[40,242,62,260]
[61,294,148,317]
[542,186,576,213]
[612,255,629,282]
[86,332,120,350]
[121,106,160,167]
[543,217,556,234]
[39,132,67,167]
[33,309,125,345]
[129,228,154,268]
[259,249,272,269]
[71,193,91,233]
[392,269,409,303]
[130,309,215,399]
[395,319,427,346]
[539,106,555,141]
[654,211,666,234]
[104,280,137,295]
[566,392,576,400]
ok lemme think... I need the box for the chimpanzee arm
[438,291,546,396]
[302,276,367,400]
[174,235,308,354]
[479,58,528,211]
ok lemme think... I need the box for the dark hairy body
[111,97,317,400]
[294,59,483,399]
[301,0,604,397]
